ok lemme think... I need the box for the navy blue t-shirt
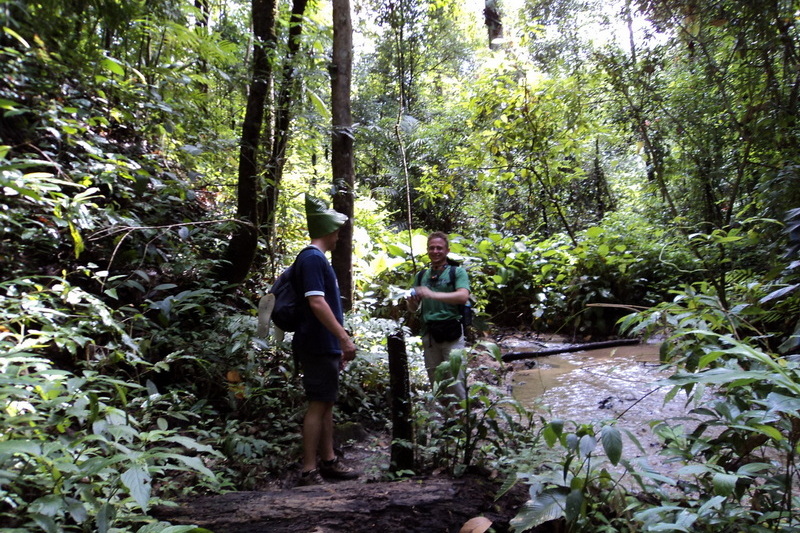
[291,246,344,355]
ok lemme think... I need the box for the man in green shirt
[407,231,471,401]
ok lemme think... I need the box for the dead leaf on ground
[459,516,492,533]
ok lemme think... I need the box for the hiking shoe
[319,457,359,480]
[297,468,325,486]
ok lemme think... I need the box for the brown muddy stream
[510,342,665,421]
[502,339,702,474]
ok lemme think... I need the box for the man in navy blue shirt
[295,194,358,486]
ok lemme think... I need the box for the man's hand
[413,286,434,299]
[308,295,357,368]
[339,336,357,368]
[407,290,421,311]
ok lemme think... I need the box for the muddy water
[506,341,699,474]
[511,343,667,422]
[499,338,736,490]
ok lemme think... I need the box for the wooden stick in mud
[387,331,414,472]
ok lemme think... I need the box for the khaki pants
[421,333,466,401]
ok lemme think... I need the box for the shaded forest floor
[153,435,533,533]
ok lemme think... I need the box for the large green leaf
[306,88,331,119]
[600,426,622,465]
[712,472,739,496]
[578,434,596,457]
[0,439,43,456]
[96,501,115,533]
[100,57,125,77]
[510,487,568,531]
[565,489,584,523]
[121,465,152,510]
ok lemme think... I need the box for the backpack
[414,260,475,327]
[268,247,313,332]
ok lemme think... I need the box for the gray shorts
[297,352,341,402]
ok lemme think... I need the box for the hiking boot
[297,468,325,486]
[319,457,359,480]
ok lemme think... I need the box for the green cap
[305,194,348,238]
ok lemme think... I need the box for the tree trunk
[194,0,209,29]
[260,0,309,259]
[484,0,503,49]
[217,0,277,285]
[330,0,355,310]
[220,0,309,285]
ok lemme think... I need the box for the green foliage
[1,9,264,529]
[0,36,237,291]
[510,419,636,532]
[337,315,397,426]
[0,159,99,273]
[467,221,693,334]
[204,366,307,490]
[0,276,141,369]
[408,342,539,476]
[353,0,485,232]
[517,0,608,72]
[519,286,798,532]
[360,216,700,336]
[510,249,800,531]
[597,0,800,236]
[1,327,222,531]
[462,59,606,237]
[624,293,800,531]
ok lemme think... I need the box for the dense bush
[0,277,222,531]
[359,216,700,338]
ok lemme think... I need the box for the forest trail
[153,335,656,533]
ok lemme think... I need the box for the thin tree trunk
[532,166,578,246]
[260,0,309,258]
[195,0,209,30]
[218,0,276,285]
[330,0,354,310]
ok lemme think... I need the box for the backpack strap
[291,245,317,292]
[446,265,468,326]
[415,265,457,288]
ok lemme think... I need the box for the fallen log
[152,475,525,533]
[501,338,640,362]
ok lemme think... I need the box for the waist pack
[428,319,463,343]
